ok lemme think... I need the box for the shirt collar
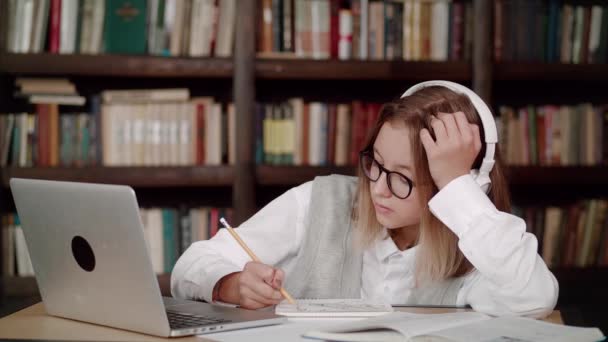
[375,229,418,262]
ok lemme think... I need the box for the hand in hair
[420,111,482,190]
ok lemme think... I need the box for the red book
[350,101,365,165]
[210,208,219,238]
[302,103,310,165]
[329,0,341,59]
[49,0,61,53]
[195,102,206,165]
[327,104,337,165]
[36,104,50,167]
[450,1,464,61]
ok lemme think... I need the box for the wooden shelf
[3,274,172,297]
[256,165,356,185]
[256,59,472,80]
[0,53,233,78]
[506,166,608,186]
[256,165,608,186]
[1,166,235,188]
[494,62,608,81]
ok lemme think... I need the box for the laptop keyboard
[167,311,232,329]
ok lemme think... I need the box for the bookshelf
[0,53,234,78]
[1,0,607,311]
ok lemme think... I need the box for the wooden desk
[0,302,563,341]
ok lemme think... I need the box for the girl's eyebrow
[373,147,412,171]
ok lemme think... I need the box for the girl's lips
[374,202,393,214]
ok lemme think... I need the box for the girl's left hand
[420,112,482,190]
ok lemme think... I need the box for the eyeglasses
[359,151,414,199]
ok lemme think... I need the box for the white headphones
[401,80,497,194]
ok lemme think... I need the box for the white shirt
[171,175,559,318]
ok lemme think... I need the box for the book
[303,312,605,342]
[275,299,393,317]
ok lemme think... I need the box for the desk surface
[0,302,564,341]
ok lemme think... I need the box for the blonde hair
[352,86,511,284]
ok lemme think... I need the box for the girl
[171,81,558,318]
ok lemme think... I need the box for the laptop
[9,178,287,337]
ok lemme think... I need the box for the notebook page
[275,299,394,317]
[418,316,605,342]
[304,311,490,340]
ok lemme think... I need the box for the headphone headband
[401,80,496,193]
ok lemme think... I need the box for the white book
[132,104,146,166]
[338,9,353,60]
[571,6,584,64]
[14,225,35,277]
[589,6,603,63]
[101,88,190,104]
[227,103,236,165]
[90,0,105,54]
[147,209,164,275]
[20,0,34,53]
[122,105,133,166]
[215,0,236,57]
[29,94,86,106]
[178,102,193,166]
[359,0,368,59]
[335,104,351,166]
[289,98,304,165]
[31,0,50,53]
[430,0,449,61]
[189,208,199,243]
[311,0,330,60]
[147,0,160,54]
[18,113,28,167]
[59,0,78,54]
[189,0,204,56]
[168,103,180,166]
[276,299,393,317]
[411,0,421,61]
[304,312,604,342]
[79,0,95,53]
[403,0,413,60]
[308,102,323,166]
[151,104,163,166]
[6,0,17,53]
[205,103,222,165]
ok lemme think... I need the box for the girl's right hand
[237,261,285,309]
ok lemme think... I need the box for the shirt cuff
[185,261,242,304]
[428,174,499,238]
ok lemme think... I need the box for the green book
[103,0,147,54]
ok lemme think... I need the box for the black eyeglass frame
[359,150,415,199]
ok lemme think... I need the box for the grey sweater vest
[283,174,465,305]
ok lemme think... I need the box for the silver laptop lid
[10,178,171,337]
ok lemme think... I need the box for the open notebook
[275,299,394,317]
[302,312,605,342]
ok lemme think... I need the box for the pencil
[219,217,297,305]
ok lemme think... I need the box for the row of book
[2,0,236,57]
[494,0,608,64]
[1,207,232,277]
[258,0,473,61]
[497,104,608,167]
[1,89,236,167]
[256,99,381,166]
[515,199,608,269]
[4,199,608,278]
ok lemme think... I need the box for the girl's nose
[372,172,392,198]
